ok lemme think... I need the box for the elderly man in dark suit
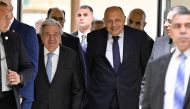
[0,2,33,109]
[86,6,152,109]
[32,19,84,109]
[142,10,190,109]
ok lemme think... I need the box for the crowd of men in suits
[1,0,190,109]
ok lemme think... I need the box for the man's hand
[7,69,21,85]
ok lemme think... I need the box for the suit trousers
[0,90,17,109]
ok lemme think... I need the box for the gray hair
[39,18,63,36]
[169,5,189,15]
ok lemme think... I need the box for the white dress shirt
[77,30,90,44]
[0,33,11,91]
[44,46,60,82]
[106,32,124,67]
[164,48,190,109]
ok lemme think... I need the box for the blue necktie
[112,36,121,73]
[173,54,187,109]
[81,35,87,52]
[46,53,54,82]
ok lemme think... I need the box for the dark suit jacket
[38,32,87,89]
[142,53,190,109]
[71,31,78,36]
[9,18,39,109]
[1,31,33,109]
[62,32,88,88]
[86,26,152,109]
[32,45,84,109]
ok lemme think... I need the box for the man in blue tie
[86,6,152,109]
[32,19,84,109]
[142,9,190,109]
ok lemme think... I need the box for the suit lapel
[117,26,133,74]
[100,30,115,72]
[39,47,51,84]
[157,53,172,107]
[1,32,13,69]
[51,47,63,84]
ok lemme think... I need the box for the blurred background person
[72,5,94,51]
[91,19,105,31]
[127,8,154,51]
[35,18,45,34]
[149,5,189,60]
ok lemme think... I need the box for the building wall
[20,0,158,40]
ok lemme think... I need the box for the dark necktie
[46,53,54,82]
[112,36,121,73]
[173,53,187,109]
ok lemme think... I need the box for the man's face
[170,14,190,52]
[0,6,11,32]
[104,7,126,36]
[41,25,61,52]
[76,8,94,30]
[127,12,146,31]
[164,11,176,37]
[49,9,65,28]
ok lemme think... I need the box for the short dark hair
[47,7,65,19]
[79,5,93,13]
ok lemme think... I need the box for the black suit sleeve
[140,32,153,76]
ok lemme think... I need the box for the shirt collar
[108,31,124,39]
[173,47,190,59]
[44,45,60,56]
[78,30,90,37]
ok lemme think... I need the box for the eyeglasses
[51,16,65,22]
[165,18,172,24]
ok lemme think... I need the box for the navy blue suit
[1,31,33,109]
[9,18,39,109]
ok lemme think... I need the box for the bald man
[86,6,152,109]
[127,8,146,31]
[127,8,154,54]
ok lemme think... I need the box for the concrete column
[71,0,80,32]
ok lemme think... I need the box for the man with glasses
[139,5,189,106]
[149,5,189,60]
